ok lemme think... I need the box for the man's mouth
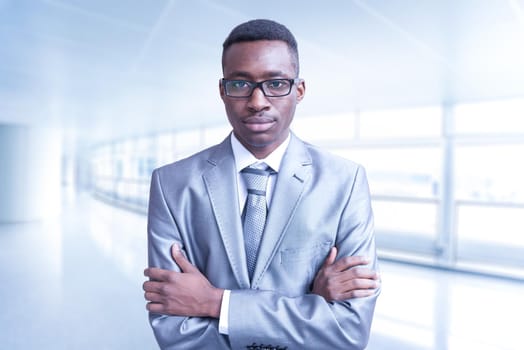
[243,116,276,131]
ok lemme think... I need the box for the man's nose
[247,86,271,111]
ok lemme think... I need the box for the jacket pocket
[279,241,332,293]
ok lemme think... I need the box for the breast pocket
[280,241,332,292]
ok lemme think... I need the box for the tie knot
[241,165,271,193]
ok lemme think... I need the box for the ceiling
[1,0,524,145]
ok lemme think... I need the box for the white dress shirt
[218,132,290,335]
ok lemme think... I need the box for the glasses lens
[225,80,252,97]
[263,79,292,97]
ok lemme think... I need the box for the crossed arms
[144,244,379,318]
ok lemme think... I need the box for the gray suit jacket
[147,132,380,349]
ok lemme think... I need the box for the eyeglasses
[222,78,298,98]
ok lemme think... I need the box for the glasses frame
[221,78,299,98]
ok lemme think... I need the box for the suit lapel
[202,138,250,289]
[251,134,312,287]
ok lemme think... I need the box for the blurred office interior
[0,0,523,349]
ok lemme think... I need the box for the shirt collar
[230,132,290,173]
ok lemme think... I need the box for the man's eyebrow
[227,71,289,80]
[265,71,287,78]
[227,71,253,79]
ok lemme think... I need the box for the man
[143,19,380,349]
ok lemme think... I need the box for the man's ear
[296,79,306,103]
[219,79,226,100]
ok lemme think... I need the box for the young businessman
[143,19,380,350]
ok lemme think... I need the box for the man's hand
[312,247,380,302]
[143,244,224,318]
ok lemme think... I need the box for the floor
[0,192,522,350]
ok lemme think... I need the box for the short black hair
[222,19,300,75]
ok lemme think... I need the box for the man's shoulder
[300,139,362,171]
[153,138,230,179]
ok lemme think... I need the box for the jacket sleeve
[147,169,231,349]
[227,165,380,350]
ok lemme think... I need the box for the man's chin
[246,137,274,148]
[235,128,288,150]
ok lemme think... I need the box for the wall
[0,124,62,222]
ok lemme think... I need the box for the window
[87,99,524,279]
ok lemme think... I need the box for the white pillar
[0,124,62,222]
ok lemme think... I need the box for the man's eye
[231,81,249,89]
[266,80,290,90]
[268,80,285,88]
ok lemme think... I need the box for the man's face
[220,40,305,159]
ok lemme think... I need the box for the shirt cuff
[218,289,231,334]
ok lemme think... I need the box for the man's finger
[343,289,376,299]
[144,267,172,281]
[341,277,380,291]
[340,266,379,281]
[171,244,199,273]
[146,302,166,314]
[143,280,166,294]
[144,291,163,303]
[321,247,337,268]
